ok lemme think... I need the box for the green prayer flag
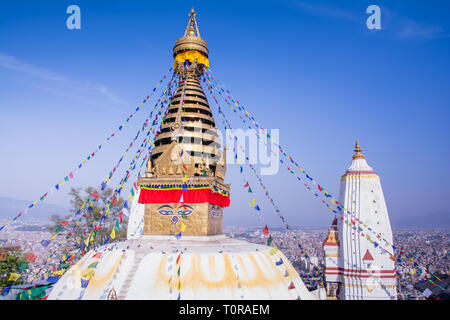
[64,176,69,182]
[130,188,135,197]
[54,227,63,233]
[19,261,29,271]
[177,267,180,276]
[248,187,252,193]
[267,235,273,246]
[115,220,120,231]
[88,262,98,269]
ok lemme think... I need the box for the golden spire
[184,7,201,38]
[352,140,365,159]
[173,8,209,59]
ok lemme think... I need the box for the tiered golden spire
[352,140,365,159]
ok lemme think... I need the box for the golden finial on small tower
[352,140,365,159]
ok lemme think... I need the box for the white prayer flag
[423,288,433,298]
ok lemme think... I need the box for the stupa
[48,9,318,300]
[323,141,397,300]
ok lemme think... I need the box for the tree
[0,251,27,289]
[47,187,128,253]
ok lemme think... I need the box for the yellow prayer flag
[180,221,186,232]
[182,176,189,183]
[250,198,256,207]
[128,194,133,204]
[50,234,58,240]
[52,270,65,276]
[81,268,95,280]
[8,273,20,282]
[110,227,116,239]
[269,246,278,256]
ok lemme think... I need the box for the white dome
[48,235,318,300]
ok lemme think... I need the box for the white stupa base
[48,236,318,300]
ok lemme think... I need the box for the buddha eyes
[157,205,194,216]
[177,209,192,216]
[158,209,173,216]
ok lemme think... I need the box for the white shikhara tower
[324,141,397,300]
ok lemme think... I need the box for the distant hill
[0,197,69,222]
[392,212,450,229]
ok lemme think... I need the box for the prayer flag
[26,252,37,263]
[180,221,186,232]
[8,273,20,282]
[248,187,252,193]
[423,288,433,298]
[92,192,100,200]
[275,258,283,266]
[175,232,181,240]
[254,205,260,211]
[288,282,295,290]
[60,221,69,226]
[267,235,273,246]
[110,228,116,239]
[269,246,278,255]
[262,225,269,236]
[81,279,89,288]
[92,252,102,259]
[243,182,249,188]
[250,198,256,207]
[124,200,129,209]
[41,240,50,247]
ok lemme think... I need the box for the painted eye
[158,210,173,216]
[177,210,192,216]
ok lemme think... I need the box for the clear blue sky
[0,0,449,228]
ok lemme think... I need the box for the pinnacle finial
[353,140,365,159]
[184,7,201,38]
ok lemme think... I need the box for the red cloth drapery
[138,187,230,207]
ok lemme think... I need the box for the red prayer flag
[92,252,102,259]
[112,197,117,206]
[69,172,74,179]
[92,192,100,200]
[60,221,69,226]
[288,282,295,290]
[243,182,249,188]
[26,252,37,263]
[318,185,323,191]
[119,212,123,224]
[176,254,181,264]
[262,225,269,236]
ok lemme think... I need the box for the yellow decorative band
[174,50,209,69]
[340,174,379,181]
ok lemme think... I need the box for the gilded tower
[137,8,230,236]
